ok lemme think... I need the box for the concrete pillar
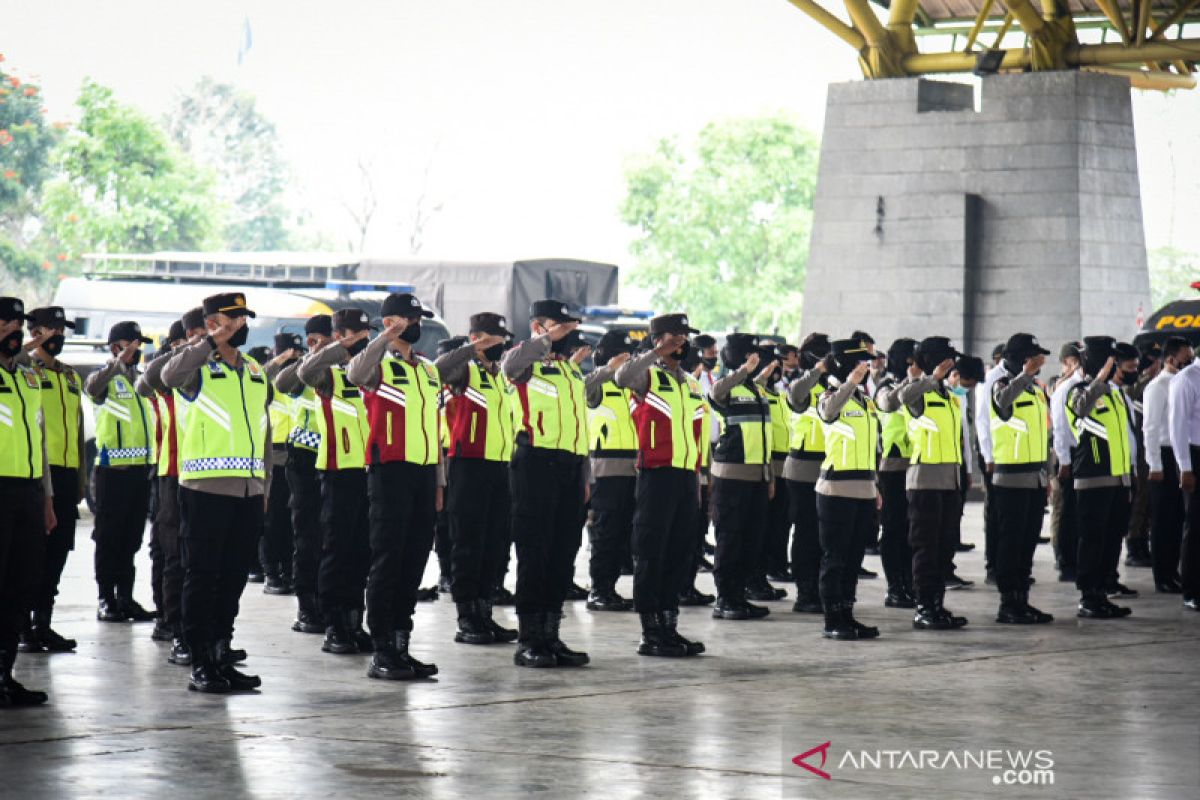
[800,72,1151,356]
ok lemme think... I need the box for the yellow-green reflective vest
[712,382,773,466]
[447,361,515,462]
[0,362,45,479]
[269,393,292,446]
[288,385,321,452]
[515,359,588,456]
[788,385,826,462]
[589,380,638,457]
[990,381,1049,470]
[317,366,368,471]
[909,388,963,466]
[363,355,442,466]
[40,364,82,469]
[1066,385,1132,478]
[880,408,913,460]
[94,372,155,467]
[766,388,789,458]
[821,391,879,476]
[178,356,269,480]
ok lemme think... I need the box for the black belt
[788,449,824,462]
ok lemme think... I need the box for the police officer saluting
[160,292,269,693]
[0,297,53,707]
[18,306,85,654]
[434,312,519,646]
[615,313,706,657]
[989,334,1054,624]
[259,332,305,595]
[85,320,157,624]
[346,292,442,680]
[502,300,591,668]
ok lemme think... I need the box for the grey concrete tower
[800,71,1152,356]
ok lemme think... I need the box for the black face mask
[400,321,422,344]
[482,343,505,362]
[2,331,22,357]
[701,356,717,370]
[228,326,249,349]
[1121,370,1138,386]
[1003,357,1023,377]
[671,341,691,362]
[550,337,574,356]
[43,334,65,357]
[346,338,369,356]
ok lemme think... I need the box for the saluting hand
[1024,354,1046,376]
[754,359,777,383]
[271,348,298,365]
[1098,356,1116,382]
[0,320,20,339]
[571,345,592,365]
[743,352,761,373]
[907,362,922,379]
[383,319,410,342]
[546,321,579,342]
[848,362,870,385]
[932,358,955,381]
[608,351,632,369]
[473,334,506,355]
[654,333,687,358]
[118,340,142,364]
[210,316,246,347]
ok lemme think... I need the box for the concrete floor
[2,502,1197,799]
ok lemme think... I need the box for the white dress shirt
[975,363,1005,464]
[1142,369,1175,472]
[1169,362,1200,473]
[1051,372,1083,465]
[957,389,976,476]
[699,368,721,443]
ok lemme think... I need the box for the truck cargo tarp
[354,258,619,336]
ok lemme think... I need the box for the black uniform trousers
[587,475,636,594]
[510,445,585,616]
[982,468,999,573]
[0,478,43,656]
[178,486,262,650]
[149,475,183,630]
[30,466,79,615]
[1180,446,1200,600]
[286,447,321,597]
[92,465,152,598]
[993,484,1044,593]
[877,470,911,589]
[1149,449,1184,585]
[631,467,697,613]
[711,476,769,602]
[816,493,871,607]
[366,461,437,635]
[907,489,962,603]
[317,468,370,617]
[686,481,711,585]
[447,457,510,603]
[786,478,820,589]
[435,507,452,580]
[1054,468,1079,573]
[760,472,791,577]
[1074,484,1131,595]
[260,460,292,573]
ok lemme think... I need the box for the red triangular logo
[792,741,832,780]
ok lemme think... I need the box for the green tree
[1148,246,1198,309]
[41,79,220,257]
[166,77,291,250]
[620,114,819,337]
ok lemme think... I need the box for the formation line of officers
[1,290,1197,702]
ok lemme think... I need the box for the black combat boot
[678,585,715,606]
[394,630,438,678]
[214,638,247,665]
[30,609,76,653]
[478,599,517,643]
[586,587,633,612]
[996,590,1031,623]
[822,604,857,640]
[350,610,373,652]
[746,577,786,601]
[884,581,917,609]
[96,588,125,623]
[637,611,687,657]
[513,613,556,668]
[321,610,358,655]
[168,632,192,666]
[17,614,45,654]
[491,584,515,605]
[187,642,231,694]
[115,582,156,622]
[791,580,823,614]
[662,609,704,655]
[0,650,48,707]
[216,644,261,691]
[845,605,879,639]
[367,635,417,680]
[566,582,590,601]
[912,590,952,630]
[1019,590,1054,624]
[292,592,324,634]
[936,591,968,628]
[263,564,290,595]
[454,601,495,645]
[545,611,589,666]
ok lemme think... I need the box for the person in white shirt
[679,334,720,606]
[1049,342,1084,582]
[1145,337,1193,594]
[1167,354,1200,611]
[975,348,1006,583]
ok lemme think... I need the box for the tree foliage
[1148,246,1198,310]
[620,114,819,337]
[166,76,291,250]
[41,79,220,257]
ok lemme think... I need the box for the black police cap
[332,308,372,333]
[275,332,304,355]
[469,312,511,337]
[182,306,205,333]
[382,292,433,320]
[1003,333,1051,359]
[166,320,186,343]
[304,314,333,337]
[831,338,874,362]
[649,313,699,337]
[27,306,75,330]
[108,320,152,345]
[529,299,580,324]
[202,292,256,319]
[0,296,31,323]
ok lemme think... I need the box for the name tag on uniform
[844,409,864,417]
[207,362,227,379]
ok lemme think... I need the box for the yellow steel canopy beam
[1150,0,1200,39]
[963,0,998,51]
[1136,0,1153,45]
[1085,66,1198,89]
[842,0,908,76]
[887,0,922,53]
[902,37,1200,73]
[1093,0,1132,43]
[783,0,865,51]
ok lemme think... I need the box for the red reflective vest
[630,366,704,471]
[362,354,442,466]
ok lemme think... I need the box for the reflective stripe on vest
[155,392,180,477]
[317,367,368,470]
[363,355,441,466]
[589,381,638,457]
[447,361,514,462]
[631,367,703,470]
[788,385,826,461]
[1066,386,1132,478]
[269,395,292,445]
[40,365,82,469]
[820,391,879,478]
[990,383,1049,469]
[712,382,772,466]
[288,386,321,452]
[514,359,588,456]
[178,356,269,479]
[0,363,44,480]
[879,407,913,460]
[909,389,963,466]
[766,389,789,457]
[94,373,155,467]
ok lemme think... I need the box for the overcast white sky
[5,0,1199,283]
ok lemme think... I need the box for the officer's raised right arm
[159,339,211,394]
[786,368,823,413]
[501,334,551,384]
[897,375,937,417]
[273,361,303,396]
[708,364,753,408]
[300,341,348,394]
[83,356,125,403]
[433,342,476,393]
[584,364,616,408]
[614,349,657,396]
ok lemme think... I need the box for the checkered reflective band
[288,428,321,448]
[104,447,151,460]
[182,457,266,473]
